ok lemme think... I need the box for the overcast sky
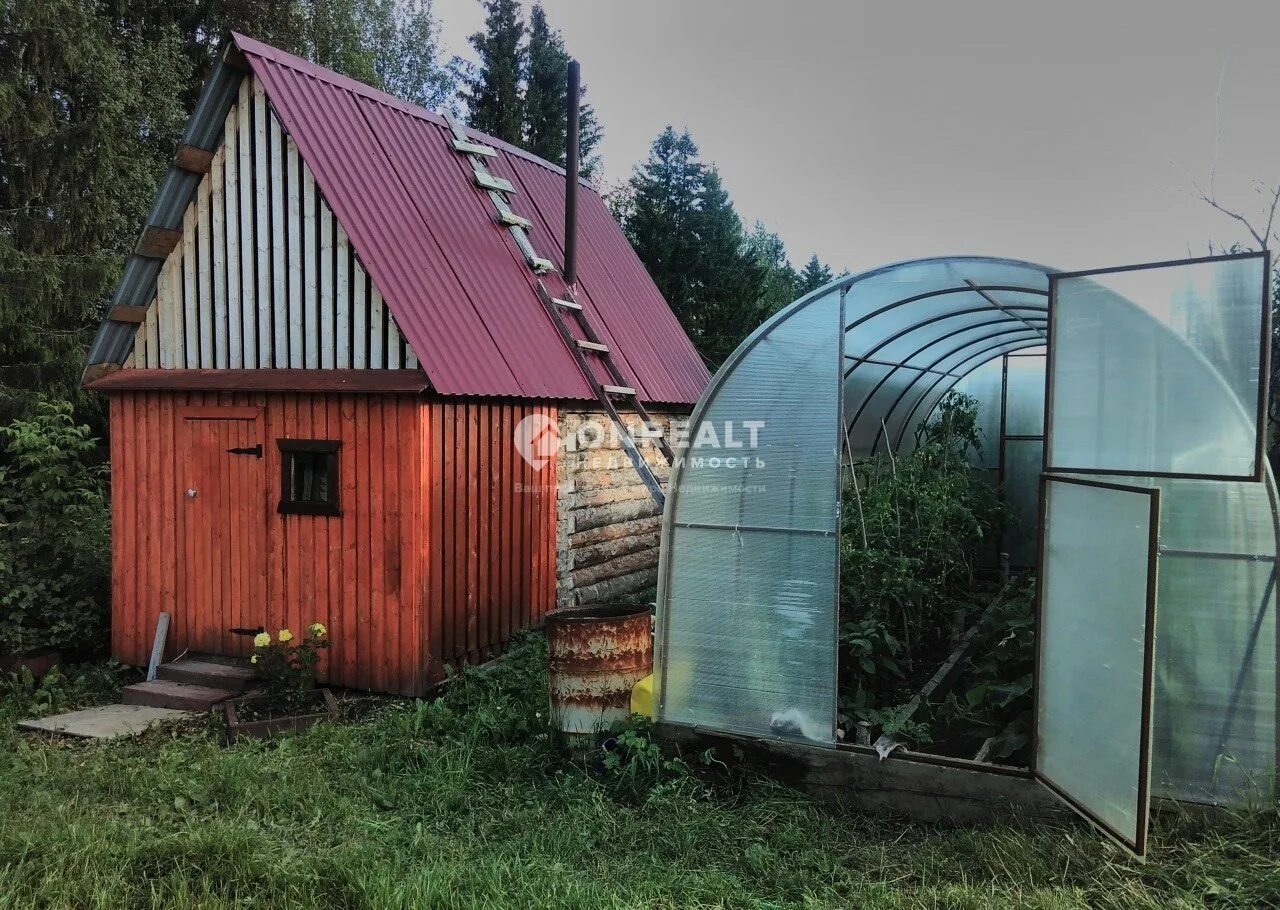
[431,0,1280,276]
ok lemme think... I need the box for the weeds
[1,637,1278,909]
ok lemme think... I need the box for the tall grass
[1,637,1277,909]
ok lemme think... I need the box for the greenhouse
[653,252,1275,855]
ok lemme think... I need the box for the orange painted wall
[108,391,557,695]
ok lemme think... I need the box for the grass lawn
[1,637,1277,910]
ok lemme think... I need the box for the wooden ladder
[444,117,673,509]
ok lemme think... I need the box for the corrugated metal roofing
[235,35,708,404]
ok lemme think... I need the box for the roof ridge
[231,31,596,191]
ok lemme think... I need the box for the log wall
[555,409,683,607]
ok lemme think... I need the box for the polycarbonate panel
[1037,478,1156,853]
[1001,438,1043,565]
[677,290,841,531]
[1146,476,1277,805]
[1048,256,1266,478]
[658,288,841,743]
[659,526,837,742]
[1004,354,1046,437]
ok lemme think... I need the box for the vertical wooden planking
[197,172,214,366]
[385,319,402,369]
[271,114,288,366]
[168,248,185,368]
[225,107,242,369]
[501,403,514,646]
[254,78,272,367]
[238,78,256,367]
[369,285,384,368]
[144,300,161,368]
[352,260,368,369]
[183,199,199,367]
[158,395,176,661]
[211,142,228,369]
[383,398,401,689]
[302,164,319,369]
[368,398,385,690]
[319,200,335,369]
[286,139,303,368]
[339,395,359,686]
[426,402,444,678]
[466,404,480,659]
[156,252,173,368]
[335,224,350,368]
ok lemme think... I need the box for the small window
[277,440,341,516]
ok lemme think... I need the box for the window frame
[276,439,342,517]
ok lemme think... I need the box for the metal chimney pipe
[563,59,581,287]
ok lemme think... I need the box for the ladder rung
[552,296,581,310]
[473,171,515,194]
[602,385,636,396]
[528,256,554,273]
[498,210,533,229]
[453,138,497,157]
[577,340,609,353]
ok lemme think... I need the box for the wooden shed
[83,35,708,696]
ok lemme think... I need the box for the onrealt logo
[514,413,559,470]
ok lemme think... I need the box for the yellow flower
[278,629,294,643]
[253,632,271,648]
[250,654,259,664]
[309,622,327,638]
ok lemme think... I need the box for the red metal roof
[234,34,708,405]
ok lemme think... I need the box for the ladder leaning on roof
[443,114,674,509]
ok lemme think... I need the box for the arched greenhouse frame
[654,252,1275,856]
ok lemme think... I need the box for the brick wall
[555,409,684,607]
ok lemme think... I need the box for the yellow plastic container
[630,673,655,719]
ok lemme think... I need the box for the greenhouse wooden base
[656,724,1073,825]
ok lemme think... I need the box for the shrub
[839,392,1005,729]
[250,623,331,700]
[0,400,109,656]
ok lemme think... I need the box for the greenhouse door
[1034,475,1160,857]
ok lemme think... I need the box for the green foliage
[623,127,788,366]
[465,0,525,144]
[0,401,109,655]
[796,253,836,296]
[1,635,1277,908]
[0,0,189,425]
[250,624,331,701]
[0,660,131,719]
[521,3,602,177]
[839,393,1005,732]
[932,581,1036,761]
[0,0,458,426]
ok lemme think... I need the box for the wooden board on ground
[17,705,195,740]
[656,723,1073,826]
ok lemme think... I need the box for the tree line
[0,0,837,426]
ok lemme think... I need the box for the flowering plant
[250,622,330,699]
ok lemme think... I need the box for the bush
[838,393,1007,733]
[0,400,110,656]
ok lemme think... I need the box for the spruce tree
[747,222,800,315]
[0,0,189,425]
[796,253,835,296]
[691,169,767,365]
[465,0,524,144]
[521,4,602,176]
[625,128,705,340]
[624,128,768,366]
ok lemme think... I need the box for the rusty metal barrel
[546,603,653,737]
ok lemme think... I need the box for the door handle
[186,488,197,498]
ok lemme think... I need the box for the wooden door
[179,407,268,656]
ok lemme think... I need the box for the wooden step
[157,658,255,692]
[551,296,581,311]
[122,680,237,711]
[498,210,533,229]
[473,171,515,194]
[452,137,497,157]
[576,339,609,353]
[602,385,636,396]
